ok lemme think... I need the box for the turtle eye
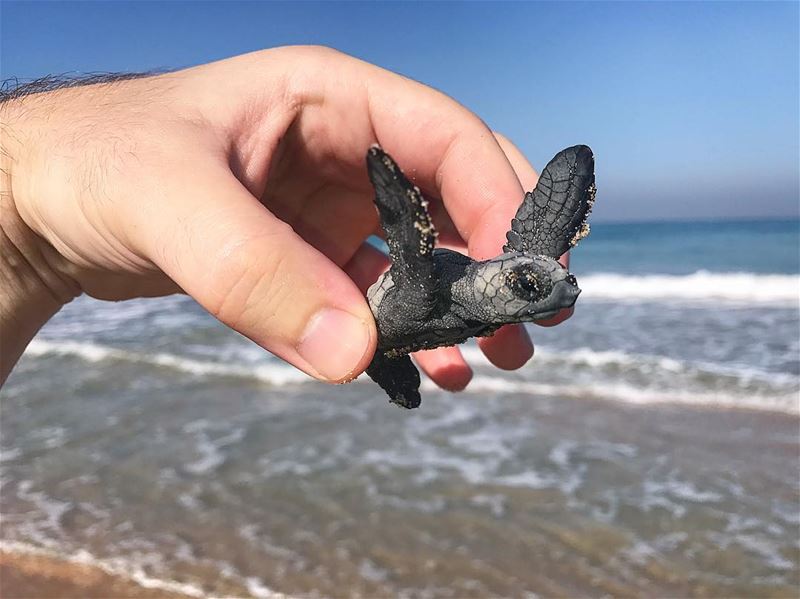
[507,269,542,298]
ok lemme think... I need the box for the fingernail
[298,308,371,382]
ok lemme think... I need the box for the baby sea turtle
[365,144,596,408]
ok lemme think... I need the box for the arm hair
[0,72,158,104]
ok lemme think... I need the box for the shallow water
[2,219,799,597]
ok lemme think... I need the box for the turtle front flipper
[366,146,438,319]
[504,145,596,258]
[366,352,421,409]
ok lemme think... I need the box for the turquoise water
[2,218,799,596]
[574,218,800,275]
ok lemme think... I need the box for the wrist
[0,222,67,387]
[1,105,78,385]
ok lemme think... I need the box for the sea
[1,218,798,597]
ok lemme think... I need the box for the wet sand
[0,550,192,599]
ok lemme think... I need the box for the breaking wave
[428,376,799,415]
[23,339,799,414]
[24,339,309,387]
[578,271,799,305]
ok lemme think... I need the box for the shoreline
[0,549,195,599]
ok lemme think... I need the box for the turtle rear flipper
[366,146,439,319]
[366,352,421,409]
[504,145,596,258]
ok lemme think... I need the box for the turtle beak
[552,280,581,310]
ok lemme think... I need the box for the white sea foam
[362,421,585,496]
[578,271,800,305]
[620,532,690,566]
[358,558,390,583]
[246,576,287,598]
[0,540,208,597]
[25,339,309,386]
[16,480,72,542]
[24,339,800,414]
[447,427,515,459]
[29,426,67,449]
[470,494,507,517]
[362,444,493,486]
[0,447,22,462]
[643,479,723,504]
[706,532,796,572]
[0,539,292,598]
[458,345,800,414]
[447,376,800,415]
[184,426,246,475]
[460,341,796,385]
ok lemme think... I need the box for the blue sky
[2,1,798,222]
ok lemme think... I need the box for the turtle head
[468,253,580,324]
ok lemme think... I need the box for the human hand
[0,46,571,388]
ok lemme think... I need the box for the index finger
[191,47,526,260]
[362,66,525,260]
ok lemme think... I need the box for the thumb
[129,164,376,383]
